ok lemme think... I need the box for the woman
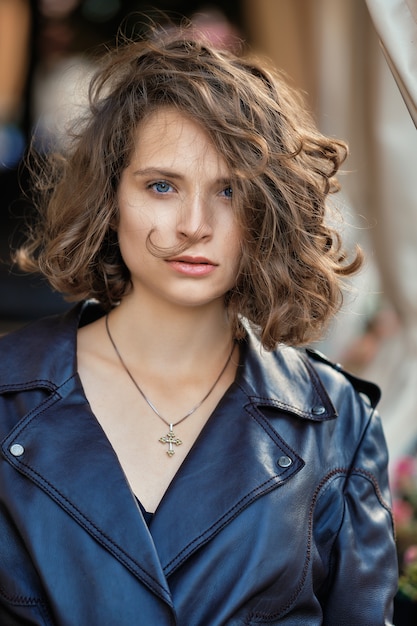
[0,27,397,625]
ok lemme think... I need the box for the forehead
[130,107,229,173]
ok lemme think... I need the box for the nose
[176,193,213,240]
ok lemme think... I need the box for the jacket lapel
[1,373,173,607]
[151,381,304,576]
[150,335,335,577]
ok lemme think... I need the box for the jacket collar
[0,301,89,393]
[236,328,336,422]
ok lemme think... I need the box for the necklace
[105,314,235,457]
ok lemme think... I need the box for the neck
[108,294,234,369]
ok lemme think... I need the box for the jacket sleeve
[322,407,398,626]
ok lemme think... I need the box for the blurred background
[1,0,417,471]
[1,0,417,617]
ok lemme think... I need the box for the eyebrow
[133,167,231,186]
[133,167,185,180]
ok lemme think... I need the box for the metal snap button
[277,455,292,468]
[10,443,25,457]
[312,405,326,416]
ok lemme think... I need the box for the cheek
[117,200,164,255]
[225,222,243,264]
[118,197,149,232]
[117,220,148,257]
[117,209,149,261]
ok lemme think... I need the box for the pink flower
[404,545,417,565]
[396,456,417,478]
[393,498,414,527]
[392,456,417,491]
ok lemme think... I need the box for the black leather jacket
[0,302,397,625]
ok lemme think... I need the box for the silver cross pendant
[159,424,183,457]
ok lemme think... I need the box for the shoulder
[240,332,380,422]
[0,301,103,391]
[304,347,381,409]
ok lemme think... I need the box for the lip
[166,256,217,277]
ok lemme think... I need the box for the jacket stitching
[236,376,317,419]
[313,471,349,603]
[0,380,57,392]
[249,396,318,419]
[349,467,393,514]
[0,584,45,606]
[0,585,55,626]
[247,468,348,622]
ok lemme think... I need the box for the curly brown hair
[16,27,362,349]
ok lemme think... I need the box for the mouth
[166,256,218,276]
[167,256,217,265]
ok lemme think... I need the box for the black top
[137,497,153,526]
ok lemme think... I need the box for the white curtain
[361,0,417,461]
[243,0,417,461]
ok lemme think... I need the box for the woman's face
[117,107,242,312]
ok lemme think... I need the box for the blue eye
[222,187,233,198]
[151,181,173,193]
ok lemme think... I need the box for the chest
[77,363,236,512]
